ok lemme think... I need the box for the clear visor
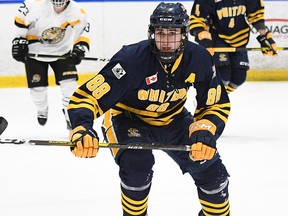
[51,0,69,7]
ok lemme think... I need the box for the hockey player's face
[154,28,182,53]
[51,0,69,7]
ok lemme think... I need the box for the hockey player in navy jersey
[68,2,231,216]
[190,0,277,93]
[12,0,90,129]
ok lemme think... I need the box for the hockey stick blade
[0,117,8,135]
[0,138,191,151]
[27,53,110,62]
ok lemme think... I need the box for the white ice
[0,82,288,216]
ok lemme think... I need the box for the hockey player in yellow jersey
[12,0,90,129]
[67,2,231,216]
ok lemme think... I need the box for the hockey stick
[0,119,190,151]
[27,53,110,62]
[0,117,8,135]
[0,138,191,151]
[213,47,288,52]
[27,47,287,60]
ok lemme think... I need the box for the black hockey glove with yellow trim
[12,37,28,63]
[196,30,214,56]
[256,31,277,56]
[189,119,217,161]
[69,125,99,158]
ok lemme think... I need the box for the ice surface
[0,81,288,216]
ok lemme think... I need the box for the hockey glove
[256,31,277,56]
[12,37,28,63]
[196,30,214,56]
[70,125,99,158]
[68,44,85,65]
[189,119,217,161]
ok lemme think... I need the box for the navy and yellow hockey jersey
[190,0,265,47]
[68,40,230,138]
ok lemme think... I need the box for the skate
[37,108,48,126]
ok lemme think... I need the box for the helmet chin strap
[157,41,185,65]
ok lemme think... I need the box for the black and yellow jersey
[190,0,265,47]
[68,40,230,138]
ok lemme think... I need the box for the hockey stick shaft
[28,47,288,60]
[27,53,110,62]
[213,47,288,52]
[0,138,191,151]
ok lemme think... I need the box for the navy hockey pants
[102,111,230,215]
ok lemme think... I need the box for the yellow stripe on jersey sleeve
[68,88,104,118]
[194,103,231,123]
[247,9,264,24]
[74,36,90,47]
[69,20,81,27]
[15,16,28,28]
[189,15,206,30]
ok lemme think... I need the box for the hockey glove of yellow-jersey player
[195,30,214,56]
[189,119,217,161]
[256,31,277,56]
[68,44,85,65]
[70,126,99,158]
[12,37,28,63]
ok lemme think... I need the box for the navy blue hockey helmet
[148,2,189,64]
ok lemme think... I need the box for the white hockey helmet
[51,0,69,7]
